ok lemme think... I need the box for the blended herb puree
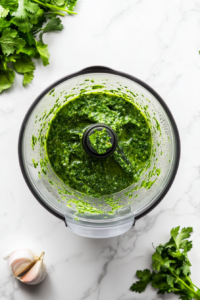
[46,92,152,196]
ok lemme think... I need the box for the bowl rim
[18,66,181,224]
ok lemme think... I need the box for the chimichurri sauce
[46,92,152,196]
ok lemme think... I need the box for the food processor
[18,66,180,238]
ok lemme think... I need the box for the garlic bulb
[4,249,46,285]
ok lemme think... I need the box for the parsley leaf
[35,39,50,66]
[0,5,9,18]
[171,226,180,244]
[12,17,33,33]
[43,16,63,33]
[130,269,152,293]
[166,275,175,288]
[11,0,42,33]
[0,19,11,30]
[0,0,19,12]
[152,251,164,271]
[130,227,200,300]
[39,17,63,43]
[14,57,35,73]
[0,28,25,55]
[51,0,65,6]
[23,71,34,86]
[180,262,191,276]
[18,45,38,57]
[13,57,35,85]
[171,227,193,250]
[0,65,15,93]
[0,0,78,93]
[65,0,77,11]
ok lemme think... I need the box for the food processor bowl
[18,66,180,238]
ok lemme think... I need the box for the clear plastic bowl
[18,66,180,238]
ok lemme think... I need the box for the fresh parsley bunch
[0,0,77,93]
[130,227,200,300]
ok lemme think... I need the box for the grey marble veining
[1,0,200,299]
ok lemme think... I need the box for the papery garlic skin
[4,249,37,277]
[20,252,46,285]
[4,249,46,285]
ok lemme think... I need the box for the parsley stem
[171,271,200,299]
[186,276,200,290]
[44,11,65,16]
[33,30,41,34]
[32,0,77,15]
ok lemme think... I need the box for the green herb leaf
[51,0,65,6]
[24,0,40,14]
[35,39,50,66]
[0,19,11,30]
[180,262,191,276]
[18,45,38,57]
[20,32,35,46]
[0,5,9,18]
[0,28,25,55]
[180,240,193,252]
[43,16,63,33]
[152,251,163,272]
[14,57,35,73]
[151,273,169,290]
[171,227,193,250]
[12,17,33,33]
[0,0,18,12]
[130,269,152,293]
[0,0,78,93]
[130,226,200,300]
[39,17,63,43]
[65,0,77,11]
[30,8,44,24]
[23,71,34,86]
[3,54,18,64]
[166,275,174,288]
[176,227,193,249]
[11,0,42,33]
[171,226,180,244]
[0,65,15,93]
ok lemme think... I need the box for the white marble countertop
[1,0,200,299]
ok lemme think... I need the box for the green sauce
[46,92,152,196]
[89,128,112,154]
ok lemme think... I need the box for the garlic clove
[19,252,46,285]
[4,249,37,277]
[4,249,46,285]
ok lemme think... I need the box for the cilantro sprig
[130,227,200,300]
[0,0,77,93]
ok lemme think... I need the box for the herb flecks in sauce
[31,135,37,150]
[46,92,152,197]
[32,158,38,168]
[89,128,112,154]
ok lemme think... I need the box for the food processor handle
[79,66,114,74]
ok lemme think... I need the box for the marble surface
[1,0,200,299]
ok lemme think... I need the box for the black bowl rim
[18,66,181,223]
